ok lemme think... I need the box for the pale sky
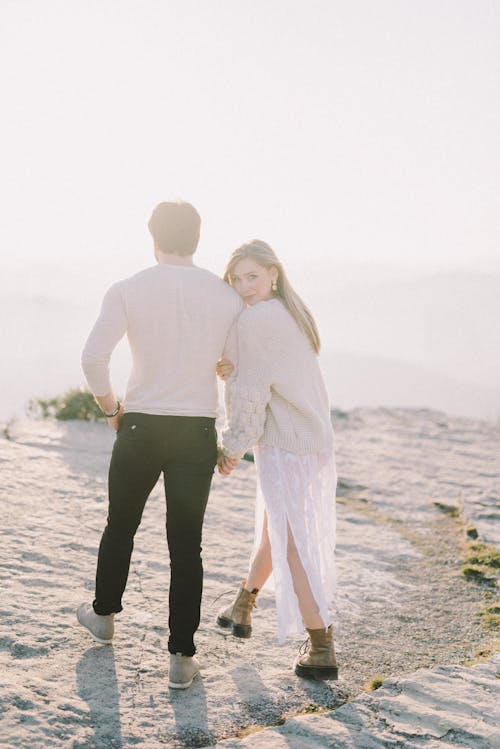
[1,0,499,285]
[1,1,500,422]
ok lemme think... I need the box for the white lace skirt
[252,443,337,644]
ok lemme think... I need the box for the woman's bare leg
[246,513,273,591]
[245,516,327,629]
[287,525,326,630]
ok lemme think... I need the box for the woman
[216,240,338,680]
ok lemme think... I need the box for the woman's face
[230,258,278,306]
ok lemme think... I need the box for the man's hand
[217,452,240,476]
[216,357,235,381]
[94,392,124,431]
[106,405,124,432]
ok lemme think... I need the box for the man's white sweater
[222,299,334,458]
[82,263,242,417]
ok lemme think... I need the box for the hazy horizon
[2,260,499,423]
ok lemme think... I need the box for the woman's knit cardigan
[222,299,334,459]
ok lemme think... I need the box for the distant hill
[2,270,499,422]
[0,295,130,420]
[321,349,500,422]
[308,271,500,392]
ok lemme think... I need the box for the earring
[272,280,278,292]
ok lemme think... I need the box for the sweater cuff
[222,381,270,458]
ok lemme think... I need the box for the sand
[1,408,499,748]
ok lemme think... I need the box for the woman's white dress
[252,443,337,644]
[221,298,337,643]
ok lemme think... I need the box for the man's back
[82,264,242,417]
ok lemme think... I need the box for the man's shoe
[76,603,115,644]
[168,654,200,689]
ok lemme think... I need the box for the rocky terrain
[1,408,499,747]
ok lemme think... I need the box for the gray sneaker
[168,653,200,689]
[77,603,114,644]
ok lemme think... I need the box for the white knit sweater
[81,264,242,417]
[222,299,334,458]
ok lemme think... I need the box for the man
[78,201,242,689]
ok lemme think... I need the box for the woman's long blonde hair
[223,240,321,354]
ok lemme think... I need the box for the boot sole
[232,623,252,639]
[168,671,199,689]
[294,663,338,680]
[216,616,252,638]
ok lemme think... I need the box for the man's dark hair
[148,201,201,256]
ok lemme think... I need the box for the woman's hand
[217,452,240,476]
[216,357,235,381]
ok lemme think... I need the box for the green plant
[465,639,500,665]
[303,704,321,713]
[483,604,500,615]
[2,419,15,440]
[480,613,500,632]
[433,502,459,517]
[466,543,500,569]
[27,388,105,422]
[367,676,384,691]
[462,566,497,588]
[477,602,500,633]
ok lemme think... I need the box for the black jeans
[93,412,217,656]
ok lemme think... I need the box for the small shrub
[484,604,500,615]
[465,543,500,569]
[466,639,500,665]
[480,613,500,632]
[27,397,60,419]
[433,502,459,517]
[478,602,500,633]
[2,419,15,440]
[367,676,384,691]
[462,566,497,588]
[27,388,105,422]
[304,704,321,714]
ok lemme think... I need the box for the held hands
[216,357,235,381]
[217,448,240,476]
[215,358,238,475]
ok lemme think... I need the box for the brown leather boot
[294,624,338,680]
[216,582,258,638]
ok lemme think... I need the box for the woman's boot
[294,624,338,680]
[216,582,258,638]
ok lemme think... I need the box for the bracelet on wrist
[103,400,121,418]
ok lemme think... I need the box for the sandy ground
[1,409,499,748]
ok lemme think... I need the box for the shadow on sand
[75,644,123,748]
[168,675,214,747]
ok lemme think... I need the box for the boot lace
[209,588,258,609]
[298,636,311,657]
[209,589,235,608]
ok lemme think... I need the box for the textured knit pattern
[222,299,334,458]
[81,263,242,417]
